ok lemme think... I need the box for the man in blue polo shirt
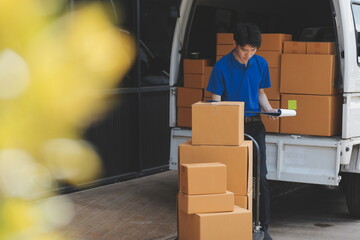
[207,23,275,240]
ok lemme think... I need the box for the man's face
[234,44,257,64]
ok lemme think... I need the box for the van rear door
[335,0,360,138]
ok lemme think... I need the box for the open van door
[334,0,360,138]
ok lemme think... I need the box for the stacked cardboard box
[257,34,292,133]
[177,59,212,128]
[216,33,234,61]
[280,41,341,136]
[178,101,253,240]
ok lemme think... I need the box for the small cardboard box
[283,41,307,54]
[280,54,337,95]
[234,190,253,212]
[261,100,280,133]
[216,44,234,56]
[307,42,335,55]
[177,107,191,128]
[179,140,253,196]
[177,87,203,107]
[256,51,282,68]
[259,33,292,51]
[280,94,342,136]
[184,74,208,89]
[179,162,227,195]
[178,206,252,240]
[178,191,234,214]
[192,101,244,146]
[184,59,211,74]
[265,67,280,100]
[217,33,233,45]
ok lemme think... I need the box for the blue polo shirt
[206,51,271,116]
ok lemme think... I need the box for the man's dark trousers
[244,120,271,232]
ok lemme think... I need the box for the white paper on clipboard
[246,109,296,117]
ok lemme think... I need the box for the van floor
[60,171,359,240]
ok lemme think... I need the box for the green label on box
[288,100,297,110]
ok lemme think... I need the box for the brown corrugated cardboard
[283,41,307,54]
[179,162,227,195]
[256,51,282,68]
[178,206,252,240]
[192,101,244,146]
[216,44,234,56]
[179,140,253,196]
[177,107,191,127]
[265,68,280,100]
[280,54,337,95]
[259,34,292,51]
[280,94,342,136]
[216,56,223,62]
[178,191,234,214]
[184,59,211,74]
[261,100,280,133]
[217,33,233,45]
[234,190,253,211]
[177,87,203,107]
[307,42,335,55]
[184,74,208,89]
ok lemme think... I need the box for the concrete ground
[62,170,360,240]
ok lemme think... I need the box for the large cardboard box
[283,41,307,54]
[216,44,234,56]
[184,59,211,74]
[261,100,280,133]
[256,51,282,68]
[259,34,292,51]
[192,101,244,146]
[179,140,253,195]
[184,74,208,89]
[178,206,252,240]
[307,42,335,55]
[280,54,337,95]
[265,68,280,100]
[177,107,191,128]
[217,33,233,45]
[177,87,203,107]
[179,162,227,195]
[234,190,253,212]
[178,191,234,214]
[280,94,342,136]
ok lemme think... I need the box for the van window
[352,3,360,63]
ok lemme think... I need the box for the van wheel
[345,173,360,218]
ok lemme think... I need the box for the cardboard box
[177,107,191,128]
[192,101,244,146]
[178,206,252,240]
[178,191,234,214]
[184,74,208,89]
[216,56,223,62]
[179,140,253,195]
[234,190,253,212]
[283,41,307,54]
[280,54,337,95]
[179,162,227,195]
[259,34,292,51]
[216,44,234,56]
[307,42,335,55]
[217,33,233,45]
[177,87,203,107]
[265,68,280,100]
[256,51,282,68]
[280,94,342,136]
[184,59,211,74]
[261,100,280,133]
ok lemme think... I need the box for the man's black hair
[233,23,262,48]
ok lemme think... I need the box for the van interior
[186,0,335,60]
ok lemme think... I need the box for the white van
[169,0,360,217]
